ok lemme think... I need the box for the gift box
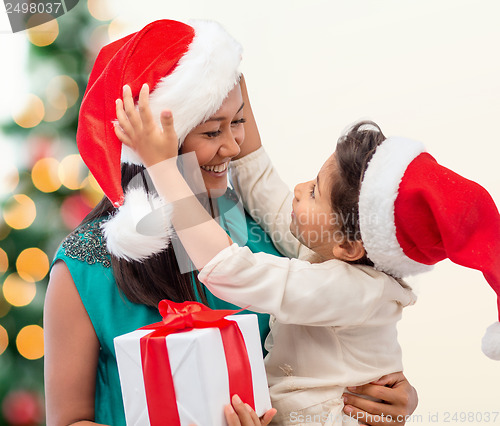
[114,300,272,425]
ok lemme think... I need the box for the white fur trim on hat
[101,187,173,261]
[122,20,242,165]
[482,322,500,360]
[359,136,433,278]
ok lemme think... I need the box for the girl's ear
[332,239,366,262]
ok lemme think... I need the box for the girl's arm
[114,85,390,326]
[115,83,232,270]
[231,75,261,159]
[230,147,313,260]
[230,77,313,260]
[44,261,107,426]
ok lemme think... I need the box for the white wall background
[2,0,499,423]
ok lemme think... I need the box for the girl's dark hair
[331,120,386,267]
[80,163,208,307]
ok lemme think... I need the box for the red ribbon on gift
[139,300,255,425]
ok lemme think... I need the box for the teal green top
[52,191,282,426]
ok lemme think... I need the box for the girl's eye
[310,184,316,199]
[204,130,222,138]
[231,118,247,126]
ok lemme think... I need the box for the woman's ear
[332,239,366,262]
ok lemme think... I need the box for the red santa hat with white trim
[76,19,242,261]
[358,137,500,360]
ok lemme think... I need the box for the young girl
[115,81,500,425]
[115,86,410,425]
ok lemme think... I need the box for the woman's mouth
[200,161,229,177]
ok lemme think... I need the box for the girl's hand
[114,83,179,167]
[342,372,418,426]
[224,394,277,426]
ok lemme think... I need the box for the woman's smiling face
[180,84,245,197]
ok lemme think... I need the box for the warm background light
[26,14,59,47]
[16,325,44,360]
[47,75,79,108]
[87,0,117,21]
[58,154,87,190]
[2,273,36,307]
[0,164,19,196]
[80,172,104,207]
[12,94,45,128]
[0,299,10,318]
[16,248,49,282]
[0,248,8,274]
[44,75,80,122]
[0,325,8,356]
[107,18,129,41]
[31,157,61,193]
[2,194,36,229]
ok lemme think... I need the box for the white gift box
[114,314,272,426]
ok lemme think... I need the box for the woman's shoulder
[55,217,111,269]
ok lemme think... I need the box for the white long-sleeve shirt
[198,148,416,425]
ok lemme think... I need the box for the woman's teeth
[201,162,228,173]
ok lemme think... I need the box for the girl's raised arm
[114,84,233,270]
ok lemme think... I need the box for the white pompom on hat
[76,19,242,261]
[358,136,500,360]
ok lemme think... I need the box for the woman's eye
[204,130,222,138]
[231,118,247,126]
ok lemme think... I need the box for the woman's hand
[224,394,277,426]
[342,372,418,426]
[114,83,179,167]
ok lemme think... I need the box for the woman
[44,19,417,426]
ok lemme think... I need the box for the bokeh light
[87,24,110,56]
[58,154,87,190]
[16,325,44,360]
[0,297,11,318]
[12,94,45,128]
[0,248,8,274]
[2,274,36,307]
[3,194,37,230]
[108,18,129,41]
[0,227,11,241]
[48,75,79,108]
[43,94,67,122]
[0,164,20,196]
[60,194,92,230]
[80,172,104,208]
[44,75,80,122]
[26,14,59,47]
[16,248,49,282]
[31,157,61,192]
[87,0,117,21]
[0,325,7,356]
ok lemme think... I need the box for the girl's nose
[294,183,303,200]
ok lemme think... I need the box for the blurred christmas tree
[0,1,118,424]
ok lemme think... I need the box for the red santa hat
[358,137,500,360]
[76,19,242,261]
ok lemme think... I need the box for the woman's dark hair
[331,120,386,267]
[80,163,208,307]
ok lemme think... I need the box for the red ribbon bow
[139,300,255,425]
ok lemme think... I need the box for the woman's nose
[219,129,241,158]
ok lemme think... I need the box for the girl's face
[180,84,245,197]
[290,154,342,260]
